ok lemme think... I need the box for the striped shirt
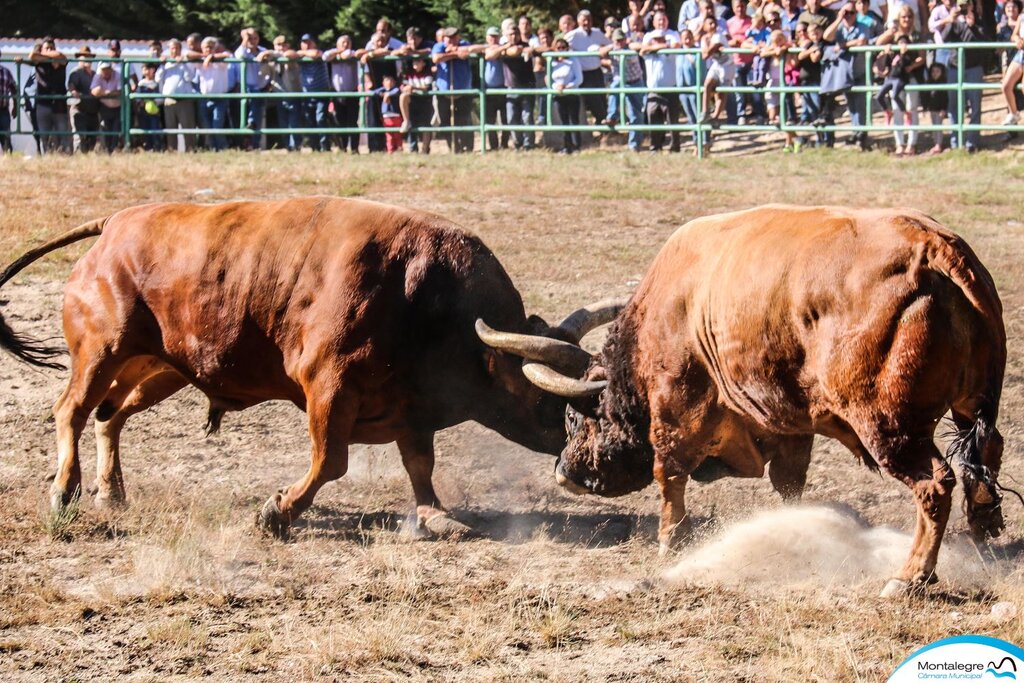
[0,65,16,108]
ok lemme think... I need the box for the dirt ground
[1,151,1024,682]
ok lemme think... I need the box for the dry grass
[0,151,1023,681]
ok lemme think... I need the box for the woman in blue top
[548,37,583,153]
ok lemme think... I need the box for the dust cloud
[662,504,1004,590]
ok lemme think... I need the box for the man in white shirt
[157,38,198,152]
[366,18,405,50]
[565,9,612,126]
[641,16,683,152]
[196,36,231,151]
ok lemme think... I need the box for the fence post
[956,46,965,149]
[479,56,487,153]
[15,59,22,134]
[240,60,249,139]
[695,49,704,159]
[618,52,626,126]
[864,49,873,139]
[122,59,131,149]
[545,55,553,137]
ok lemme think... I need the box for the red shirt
[727,15,754,65]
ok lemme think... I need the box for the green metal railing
[1,42,1022,157]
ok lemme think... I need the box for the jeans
[199,98,228,151]
[35,102,71,154]
[302,97,331,151]
[163,99,197,152]
[555,94,580,151]
[484,92,507,150]
[244,97,264,148]
[98,106,121,153]
[276,100,303,151]
[0,108,11,153]
[608,77,645,149]
[334,97,359,152]
[679,92,703,145]
[731,62,765,122]
[505,94,535,149]
[437,94,473,153]
[580,69,607,124]
[948,65,983,149]
[138,111,163,151]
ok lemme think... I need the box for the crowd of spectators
[0,0,1021,156]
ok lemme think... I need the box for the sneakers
[1003,112,1020,126]
[399,121,411,134]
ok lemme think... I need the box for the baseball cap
[612,28,626,40]
[75,46,94,57]
[444,26,460,38]
[486,26,501,37]
[300,33,314,42]
[98,61,113,70]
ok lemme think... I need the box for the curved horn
[522,361,607,398]
[557,298,628,343]
[476,319,592,375]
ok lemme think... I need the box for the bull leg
[656,475,689,557]
[51,351,127,514]
[93,361,187,509]
[259,394,354,539]
[397,431,470,537]
[875,438,955,598]
[766,434,814,501]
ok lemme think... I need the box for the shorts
[1014,50,1024,66]
[706,60,726,84]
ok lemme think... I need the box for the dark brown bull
[0,198,619,537]
[525,206,1007,596]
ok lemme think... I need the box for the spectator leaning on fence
[432,26,476,154]
[259,36,301,152]
[499,21,537,150]
[601,28,646,151]
[157,38,198,152]
[482,26,509,151]
[195,36,231,152]
[941,0,990,152]
[565,10,613,131]
[68,46,99,153]
[295,33,332,152]
[28,38,71,154]
[322,35,360,153]
[90,61,122,154]
[234,28,268,149]
[134,62,163,151]
[0,49,15,154]
[642,15,684,153]
[823,2,872,151]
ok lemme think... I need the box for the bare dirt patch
[0,152,1023,681]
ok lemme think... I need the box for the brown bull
[528,205,1007,596]
[0,198,619,537]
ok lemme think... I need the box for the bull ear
[526,314,550,335]
[568,394,602,419]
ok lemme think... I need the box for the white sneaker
[1004,112,1020,126]
[400,121,411,134]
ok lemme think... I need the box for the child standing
[375,74,403,153]
[134,62,164,151]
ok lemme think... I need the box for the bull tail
[0,216,108,369]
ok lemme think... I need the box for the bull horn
[522,361,607,398]
[476,319,592,375]
[557,298,627,343]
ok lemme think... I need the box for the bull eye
[565,407,584,435]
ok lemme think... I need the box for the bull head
[474,298,623,400]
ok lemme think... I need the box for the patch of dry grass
[1,152,1023,681]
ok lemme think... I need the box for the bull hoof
[258,494,290,540]
[49,485,81,515]
[658,540,673,558]
[422,513,471,539]
[93,491,127,511]
[880,578,910,598]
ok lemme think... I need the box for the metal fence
[2,42,1022,158]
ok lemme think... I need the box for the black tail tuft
[946,414,1024,509]
[205,406,225,436]
[0,312,64,370]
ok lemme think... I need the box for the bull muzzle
[554,460,589,495]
